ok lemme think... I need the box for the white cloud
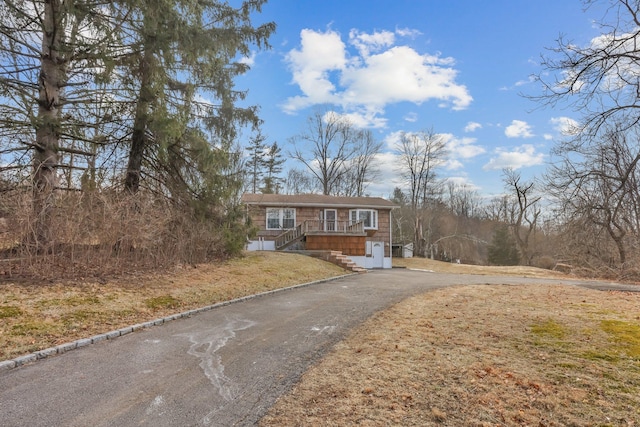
[444,176,480,191]
[445,159,464,170]
[349,29,395,57]
[239,51,256,66]
[404,112,418,123]
[558,69,586,93]
[283,28,472,121]
[549,116,580,136]
[514,75,536,87]
[441,133,486,160]
[340,46,471,109]
[504,120,534,138]
[499,75,536,91]
[483,144,544,170]
[327,109,388,129]
[366,151,405,196]
[464,121,482,132]
[395,27,422,38]
[382,131,484,172]
[283,29,347,112]
[383,130,404,150]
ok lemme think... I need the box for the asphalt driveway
[0,269,636,426]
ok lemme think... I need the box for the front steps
[288,250,367,273]
[327,250,367,273]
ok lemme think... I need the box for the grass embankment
[0,252,346,361]
[394,257,569,278]
[262,261,640,426]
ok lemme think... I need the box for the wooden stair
[275,223,305,250]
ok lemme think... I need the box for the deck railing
[274,223,304,249]
[274,220,364,249]
[302,220,364,234]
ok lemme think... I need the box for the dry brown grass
[394,257,569,279]
[261,265,640,426]
[0,251,346,360]
[3,253,640,426]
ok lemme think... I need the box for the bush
[0,188,250,280]
[533,255,556,270]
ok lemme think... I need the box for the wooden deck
[275,220,365,250]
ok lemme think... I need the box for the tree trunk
[124,106,147,193]
[33,0,64,246]
[124,49,153,193]
[414,217,425,258]
[608,224,627,266]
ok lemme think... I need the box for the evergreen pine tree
[487,226,520,265]
[262,142,285,194]
[245,131,267,193]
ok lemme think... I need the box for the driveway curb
[0,273,355,372]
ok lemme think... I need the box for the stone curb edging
[0,273,355,372]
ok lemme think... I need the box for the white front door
[372,242,384,268]
[324,209,337,231]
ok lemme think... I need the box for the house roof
[241,193,397,209]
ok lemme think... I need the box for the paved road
[1,269,637,426]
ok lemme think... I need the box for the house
[242,193,396,269]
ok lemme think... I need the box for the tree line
[3,0,640,281]
[436,0,640,279]
[247,0,640,279]
[0,0,274,276]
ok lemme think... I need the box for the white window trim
[349,209,378,230]
[266,207,296,230]
[323,209,337,231]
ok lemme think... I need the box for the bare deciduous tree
[502,168,541,266]
[334,129,382,197]
[445,181,482,218]
[482,195,510,222]
[395,129,448,257]
[390,187,413,246]
[283,168,316,195]
[291,110,354,195]
[534,0,640,139]
[531,0,640,275]
[547,123,640,270]
[290,110,380,196]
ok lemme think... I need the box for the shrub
[533,255,556,270]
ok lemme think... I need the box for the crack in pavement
[176,315,256,425]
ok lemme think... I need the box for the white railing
[275,220,364,249]
[302,220,364,234]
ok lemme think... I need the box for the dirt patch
[260,284,640,426]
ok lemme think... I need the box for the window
[350,209,378,229]
[266,208,296,229]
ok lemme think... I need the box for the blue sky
[236,0,606,198]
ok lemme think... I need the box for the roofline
[244,200,397,209]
